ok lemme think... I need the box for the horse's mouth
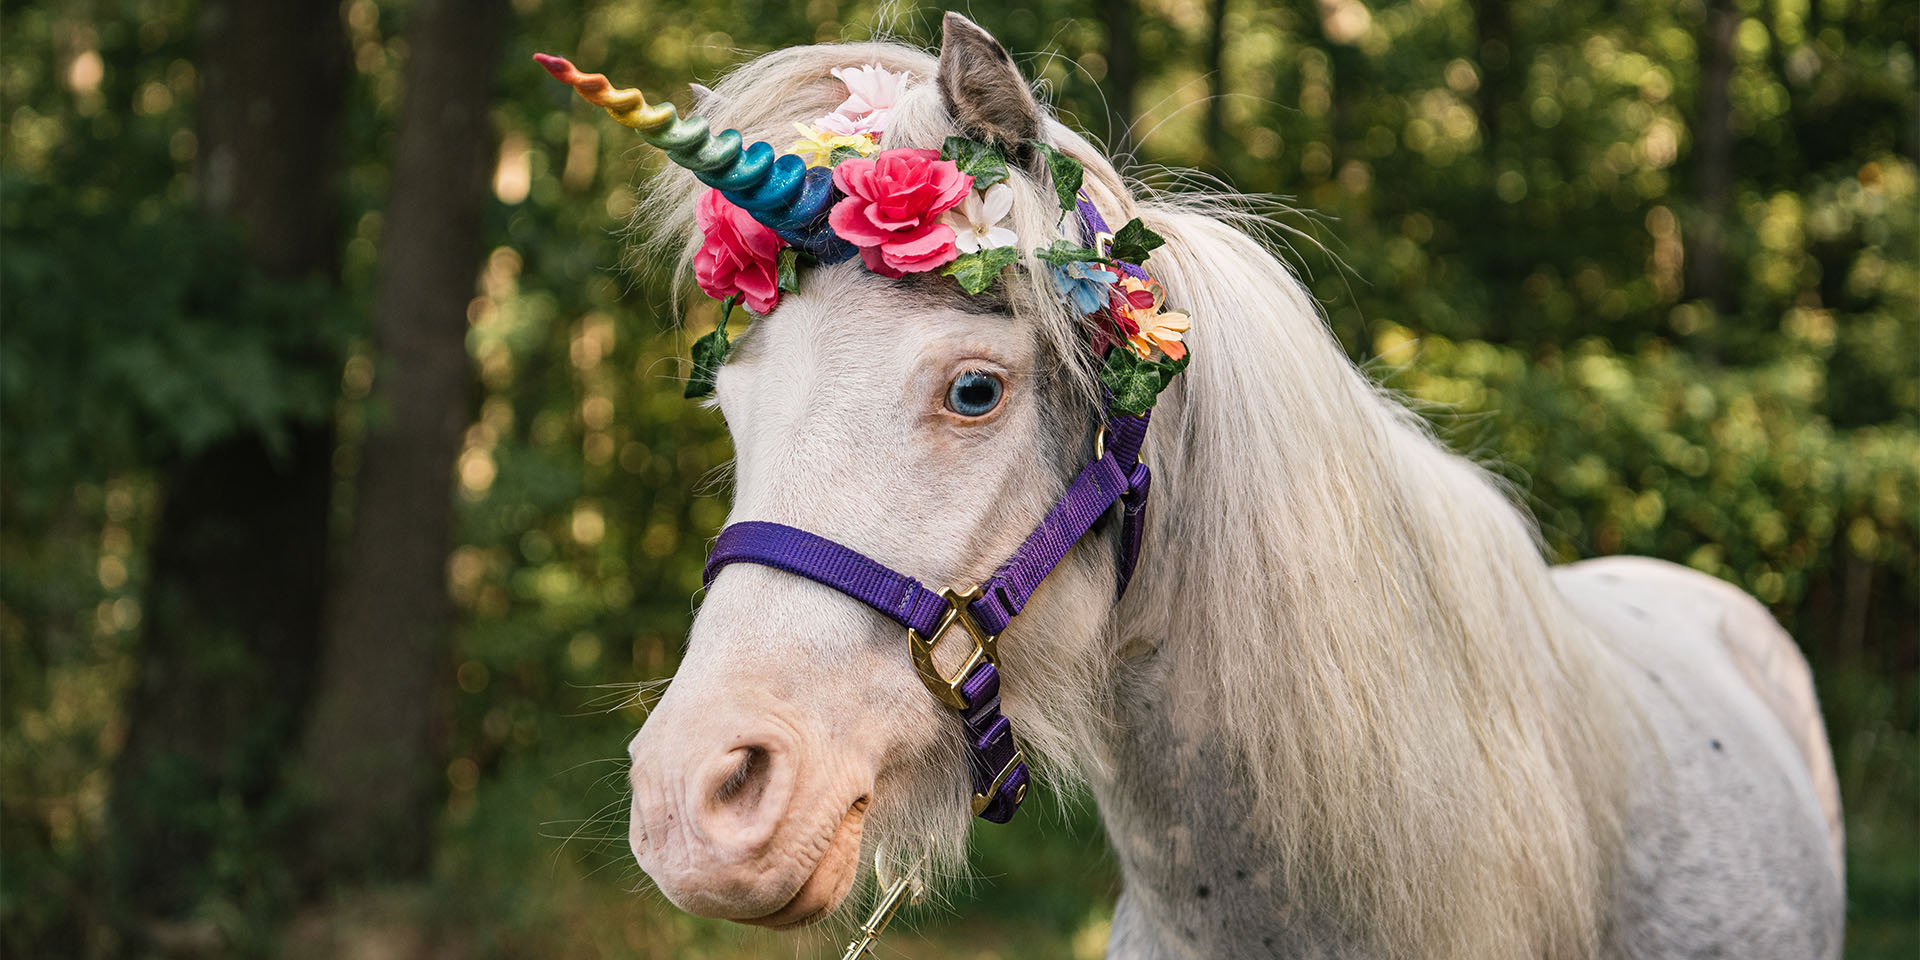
[738,795,870,929]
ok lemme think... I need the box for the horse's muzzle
[627,690,872,926]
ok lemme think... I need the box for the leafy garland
[687,133,1188,416]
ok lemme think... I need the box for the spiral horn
[534,54,851,261]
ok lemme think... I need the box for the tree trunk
[1688,0,1737,313]
[1467,0,1520,341]
[1101,0,1141,159]
[294,0,508,882]
[1306,0,1366,169]
[1470,0,1510,160]
[1205,0,1230,171]
[105,0,346,929]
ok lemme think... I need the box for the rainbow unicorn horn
[535,54,849,261]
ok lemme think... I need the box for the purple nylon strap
[968,410,1149,634]
[958,662,1028,822]
[703,521,950,637]
[696,194,1158,824]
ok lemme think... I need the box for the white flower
[941,183,1018,254]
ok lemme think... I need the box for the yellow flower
[1116,277,1191,361]
[788,123,877,168]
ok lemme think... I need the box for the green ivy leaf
[1033,143,1084,221]
[1153,352,1191,391]
[827,144,866,167]
[777,248,801,293]
[685,295,738,399]
[1034,240,1109,266]
[1108,217,1167,265]
[940,136,1009,189]
[940,245,1021,295]
[1099,347,1190,416]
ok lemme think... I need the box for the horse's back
[1554,555,1845,960]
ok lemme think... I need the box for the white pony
[616,15,1845,959]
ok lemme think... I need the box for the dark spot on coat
[1235,869,1247,880]
[1196,884,1210,898]
[1710,739,1723,751]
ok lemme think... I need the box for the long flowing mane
[1133,206,1632,957]
[639,38,1632,960]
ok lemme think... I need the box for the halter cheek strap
[699,199,1156,824]
[701,409,1149,822]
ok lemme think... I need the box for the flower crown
[536,55,1188,415]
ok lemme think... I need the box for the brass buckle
[970,747,1029,815]
[906,586,998,711]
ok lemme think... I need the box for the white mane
[638,39,1632,960]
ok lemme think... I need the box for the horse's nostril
[711,744,773,810]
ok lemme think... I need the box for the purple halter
[700,199,1154,823]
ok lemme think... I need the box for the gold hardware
[840,848,930,960]
[906,586,999,711]
[1093,229,1116,258]
[970,747,1028,816]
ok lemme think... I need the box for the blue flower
[1050,259,1119,314]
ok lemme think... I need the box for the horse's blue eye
[945,370,1004,417]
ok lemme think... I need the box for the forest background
[3,0,1914,956]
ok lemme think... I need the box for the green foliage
[1033,141,1085,219]
[683,296,736,398]
[1389,327,1917,628]
[940,134,1009,188]
[776,247,801,293]
[1099,347,1188,415]
[940,245,1021,294]
[1035,240,1108,265]
[0,180,349,505]
[1107,217,1167,264]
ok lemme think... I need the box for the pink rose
[694,189,785,313]
[827,149,972,277]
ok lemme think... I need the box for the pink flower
[827,149,972,277]
[816,111,887,138]
[817,63,907,137]
[694,189,785,313]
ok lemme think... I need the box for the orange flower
[1114,277,1189,361]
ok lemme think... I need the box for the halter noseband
[702,203,1154,823]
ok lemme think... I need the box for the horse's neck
[1090,648,1353,957]
[1085,379,1624,959]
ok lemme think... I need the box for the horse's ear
[688,82,721,114]
[937,12,1041,157]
